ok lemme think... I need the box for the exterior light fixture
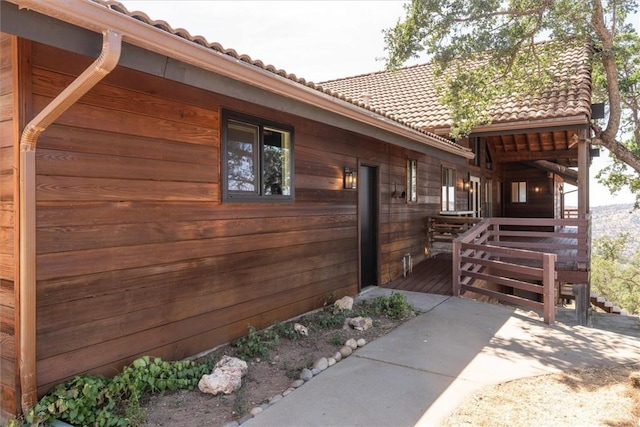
[462,179,470,191]
[344,167,355,189]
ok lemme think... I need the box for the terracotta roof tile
[320,45,592,132]
[90,0,467,153]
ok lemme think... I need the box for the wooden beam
[527,160,578,186]
[577,133,589,218]
[493,149,577,162]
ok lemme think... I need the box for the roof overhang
[5,0,473,160]
[429,115,591,137]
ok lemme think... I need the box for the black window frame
[222,110,294,202]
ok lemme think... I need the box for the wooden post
[577,133,589,219]
[452,240,461,296]
[542,253,556,325]
[573,283,588,325]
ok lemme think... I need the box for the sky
[121,0,638,207]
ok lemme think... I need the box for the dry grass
[444,365,640,427]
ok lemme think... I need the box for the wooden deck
[383,253,453,295]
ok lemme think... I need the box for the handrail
[452,216,591,325]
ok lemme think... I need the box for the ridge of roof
[90,0,468,153]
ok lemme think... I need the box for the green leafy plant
[26,356,209,427]
[234,325,279,360]
[363,293,415,320]
[329,332,345,346]
[304,307,349,330]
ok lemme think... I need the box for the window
[223,111,293,201]
[441,167,456,211]
[511,181,527,203]
[407,159,417,203]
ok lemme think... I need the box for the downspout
[18,29,121,412]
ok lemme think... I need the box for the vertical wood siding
[28,42,458,394]
[0,32,18,420]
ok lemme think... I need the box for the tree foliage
[591,233,640,314]
[384,0,640,205]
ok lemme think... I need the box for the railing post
[542,253,556,325]
[452,240,461,296]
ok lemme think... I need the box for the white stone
[334,296,354,311]
[313,357,329,371]
[269,394,283,404]
[345,338,358,350]
[357,338,367,347]
[250,407,263,416]
[339,345,353,358]
[311,368,321,376]
[282,387,295,396]
[291,379,304,388]
[294,323,308,336]
[198,369,242,395]
[198,356,248,396]
[327,357,336,367]
[349,317,373,331]
[300,368,313,381]
[333,351,342,362]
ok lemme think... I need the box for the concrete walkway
[243,289,640,427]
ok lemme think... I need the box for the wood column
[577,130,589,218]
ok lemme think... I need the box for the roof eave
[8,0,473,159]
[429,114,591,137]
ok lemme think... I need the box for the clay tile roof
[320,44,593,132]
[90,0,467,153]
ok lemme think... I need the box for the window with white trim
[441,167,456,211]
[407,159,417,203]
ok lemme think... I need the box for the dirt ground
[141,311,405,427]
[444,364,640,427]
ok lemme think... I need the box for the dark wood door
[359,165,378,287]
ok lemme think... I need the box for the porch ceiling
[487,129,579,166]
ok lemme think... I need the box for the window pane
[227,121,259,192]
[408,159,417,202]
[441,168,455,211]
[263,127,292,196]
[519,182,527,203]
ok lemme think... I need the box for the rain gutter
[17,28,121,412]
[8,0,473,159]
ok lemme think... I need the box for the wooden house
[0,0,481,420]
[0,0,595,421]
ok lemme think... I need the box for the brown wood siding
[28,42,461,395]
[0,32,18,421]
[503,164,553,219]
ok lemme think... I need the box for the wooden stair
[559,284,628,315]
[590,292,628,315]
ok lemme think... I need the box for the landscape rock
[269,394,283,404]
[290,379,304,388]
[300,368,313,381]
[311,368,321,376]
[349,316,373,331]
[198,355,249,396]
[339,345,353,358]
[282,387,295,396]
[357,338,367,347]
[334,296,354,311]
[345,338,358,350]
[313,357,329,371]
[327,357,336,367]
[294,323,308,336]
[250,407,263,416]
[333,351,342,362]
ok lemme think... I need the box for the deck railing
[426,216,482,247]
[452,217,591,325]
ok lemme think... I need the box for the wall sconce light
[462,179,470,191]
[344,167,355,189]
[534,186,541,193]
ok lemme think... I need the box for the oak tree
[384,0,640,205]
